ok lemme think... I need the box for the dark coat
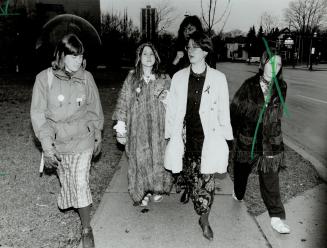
[230,73,287,172]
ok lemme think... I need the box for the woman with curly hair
[112,42,173,207]
[168,15,204,77]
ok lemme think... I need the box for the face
[64,54,83,72]
[141,46,155,68]
[263,55,282,81]
[186,39,207,65]
[183,24,197,39]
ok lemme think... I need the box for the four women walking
[30,15,291,247]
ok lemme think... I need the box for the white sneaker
[232,190,243,202]
[153,194,163,202]
[140,193,151,207]
[271,217,290,234]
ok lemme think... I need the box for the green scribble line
[0,13,20,15]
[0,172,7,176]
[263,38,289,117]
[0,0,20,16]
[250,37,289,159]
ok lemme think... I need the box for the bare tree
[201,0,232,36]
[153,0,177,34]
[260,12,280,35]
[284,0,327,33]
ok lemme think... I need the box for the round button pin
[57,94,64,102]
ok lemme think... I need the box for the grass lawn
[232,145,323,216]
[0,68,322,247]
[0,69,128,248]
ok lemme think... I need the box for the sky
[100,0,294,34]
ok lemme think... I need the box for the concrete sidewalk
[256,184,327,248]
[79,153,268,248]
[79,153,327,248]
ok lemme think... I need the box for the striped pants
[57,150,93,209]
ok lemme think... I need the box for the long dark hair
[258,50,283,82]
[51,34,86,70]
[176,15,204,50]
[132,42,161,81]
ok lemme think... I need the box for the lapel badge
[204,85,210,94]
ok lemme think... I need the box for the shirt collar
[53,68,85,83]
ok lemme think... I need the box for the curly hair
[176,15,204,50]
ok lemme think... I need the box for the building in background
[140,5,157,41]
[0,0,100,72]
[20,0,100,30]
[225,36,248,61]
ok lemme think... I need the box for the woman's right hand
[116,132,127,145]
[172,51,184,65]
[44,148,61,168]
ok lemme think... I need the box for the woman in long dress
[112,43,173,206]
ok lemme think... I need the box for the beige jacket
[31,68,104,154]
[164,65,233,174]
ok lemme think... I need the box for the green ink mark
[0,0,20,16]
[0,172,7,176]
[250,37,289,159]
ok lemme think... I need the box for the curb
[284,136,327,182]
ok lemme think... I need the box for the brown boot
[180,187,190,204]
[82,227,95,248]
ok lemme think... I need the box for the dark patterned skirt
[183,154,215,215]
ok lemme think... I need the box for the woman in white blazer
[164,32,233,241]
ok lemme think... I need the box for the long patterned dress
[112,71,173,203]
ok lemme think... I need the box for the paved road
[217,62,327,166]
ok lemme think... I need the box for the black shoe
[175,183,182,193]
[82,227,95,248]
[199,219,213,241]
[180,188,190,204]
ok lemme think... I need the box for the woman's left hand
[158,89,169,106]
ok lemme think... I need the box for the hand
[158,89,169,106]
[113,121,127,136]
[172,51,184,65]
[93,139,102,157]
[176,51,184,60]
[43,148,61,169]
[116,132,126,145]
[158,89,168,101]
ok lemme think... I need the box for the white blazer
[164,65,233,174]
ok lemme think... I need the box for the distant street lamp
[284,37,294,49]
[309,32,317,71]
[284,37,294,66]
